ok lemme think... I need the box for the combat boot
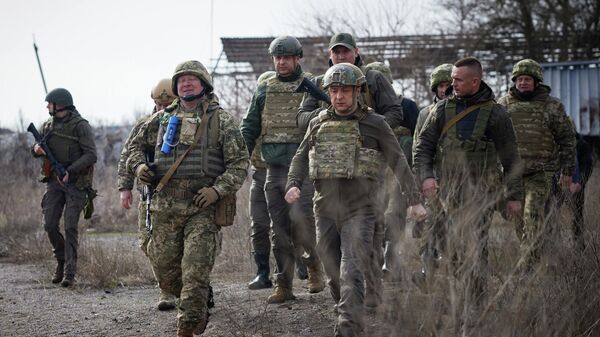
[267,286,296,304]
[51,260,64,284]
[193,311,210,335]
[61,274,75,287]
[248,253,272,290]
[176,327,194,337]
[157,289,176,311]
[306,260,325,293]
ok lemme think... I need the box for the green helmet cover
[365,61,393,84]
[45,88,73,106]
[172,60,214,96]
[511,58,543,82]
[323,63,366,89]
[430,63,453,92]
[268,36,303,58]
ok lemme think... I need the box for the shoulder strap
[441,100,493,135]
[155,101,210,193]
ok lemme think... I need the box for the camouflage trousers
[147,190,219,330]
[42,180,86,276]
[137,198,150,256]
[316,213,376,337]
[517,171,554,265]
[265,165,320,289]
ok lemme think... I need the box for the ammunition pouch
[83,187,98,219]
[215,193,236,227]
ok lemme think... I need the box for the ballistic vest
[154,103,225,179]
[308,108,384,180]
[43,112,86,167]
[504,95,556,172]
[261,76,305,144]
[435,100,499,177]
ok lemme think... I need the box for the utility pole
[33,35,48,94]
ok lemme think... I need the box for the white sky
[1,0,434,130]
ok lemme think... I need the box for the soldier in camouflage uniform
[411,63,453,287]
[240,36,325,303]
[117,78,177,310]
[127,60,248,337]
[286,63,426,337]
[32,88,97,287]
[498,59,576,267]
[414,57,523,330]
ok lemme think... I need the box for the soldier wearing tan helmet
[117,78,176,311]
[498,58,576,269]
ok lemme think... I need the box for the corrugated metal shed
[542,60,600,136]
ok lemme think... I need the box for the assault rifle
[296,77,331,105]
[142,152,156,235]
[27,123,67,180]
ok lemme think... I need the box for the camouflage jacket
[287,103,421,220]
[297,56,404,132]
[240,65,306,166]
[498,84,576,176]
[414,82,523,201]
[117,112,155,191]
[127,95,249,196]
[412,98,439,162]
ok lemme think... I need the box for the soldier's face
[177,75,204,97]
[273,55,300,76]
[451,66,479,97]
[329,85,359,115]
[329,46,359,65]
[515,75,536,93]
[436,82,451,99]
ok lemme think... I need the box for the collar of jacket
[451,81,495,105]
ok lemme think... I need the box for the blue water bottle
[161,116,180,154]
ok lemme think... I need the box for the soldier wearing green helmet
[31,88,97,288]
[498,58,576,269]
[286,63,426,337]
[127,60,249,337]
[240,36,325,304]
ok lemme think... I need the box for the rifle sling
[441,100,492,136]
[155,101,210,193]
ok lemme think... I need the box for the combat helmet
[511,59,543,82]
[257,70,276,85]
[323,63,366,89]
[365,61,393,84]
[45,88,73,107]
[268,36,303,58]
[171,60,214,97]
[151,78,176,105]
[430,64,453,92]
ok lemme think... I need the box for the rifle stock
[296,77,331,105]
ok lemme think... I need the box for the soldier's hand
[285,187,301,204]
[194,187,220,208]
[135,164,155,185]
[560,174,573,190]
[57,171,69,186]
[421,178,438,199]
[33,144,46,156]
[407,203,427,222]
[569,182,582,194]
[506,200,523,219]
[120,190,133,209]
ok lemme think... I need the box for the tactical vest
[436,100,499,177]
[505,95,556,171]
[308,108,384,180]
[155,106,225,179]
[261,76,305,144]
[43,113,86,166]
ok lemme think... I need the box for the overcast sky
[1,0,434,130]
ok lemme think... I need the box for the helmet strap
[181,89,205,102]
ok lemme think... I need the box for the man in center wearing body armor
[286,63,426,337]
[118,78,177,310]
[297,32,406,308]
[498,59,576,268]
[414,57,523,330]
[127,60,248,337]
[240,36,325,304]
[411,63,453,286]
